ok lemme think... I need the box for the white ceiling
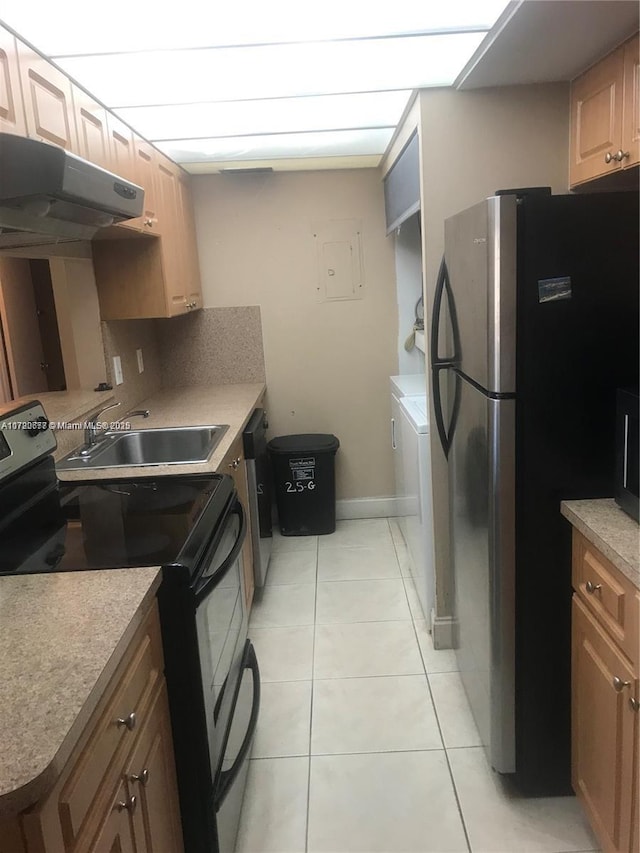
[1,1,638,173]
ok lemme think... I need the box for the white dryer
[399,394,435,624]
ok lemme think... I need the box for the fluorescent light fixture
[0,1,510,53]
[57,33,486,106]
[155,128,395,162]
[115,91,411,140]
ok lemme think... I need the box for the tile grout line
[304,533,320,853]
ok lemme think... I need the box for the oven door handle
[193,498,246,605]
[214,642,261,809]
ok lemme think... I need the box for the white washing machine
[390,374,426,527]
[399,394,435,624]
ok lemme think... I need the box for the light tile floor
[237,519,600,853]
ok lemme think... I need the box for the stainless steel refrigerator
[429,188,639,794]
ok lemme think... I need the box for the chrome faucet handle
[84,402,121,447]
[126,409,150,419]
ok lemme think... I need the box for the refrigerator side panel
[488,395,516,773]
[487,195,517,394]
[450,376,515,772]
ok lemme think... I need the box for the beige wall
[192,169,399,500]
[417,83,570,622]
[101,319,163,414]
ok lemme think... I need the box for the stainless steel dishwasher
[243,408,273,586]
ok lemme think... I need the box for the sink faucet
[84,402,121,449]
[82,404,150,451]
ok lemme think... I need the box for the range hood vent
[0,134,144,249]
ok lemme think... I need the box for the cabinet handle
[613,676,631,693]
[228,457,241,470]
[630,697,640,712]
[391,417,396,450]
[116,712,137,731]
[605,150,630,164]
[585,581,602,594]
[116,795,137,813]
[129,768,150,786]
[143,217,157,228]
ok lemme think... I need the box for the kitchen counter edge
[561,498,640,590]
[0,567,162,817]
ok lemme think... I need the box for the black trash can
[267,433,340,535]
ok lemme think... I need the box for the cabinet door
[89,780,137,853]
[156,158,187,315]
[177,174,203,310]
[73,85,110,169]
[572,595,638,853]
[130,138,162,235]
[622,34,640,168]
[0,28,26,136]
[16,43,78,150]
[222,436,255,611]
[570,45,624,186]
[125,683,184,853]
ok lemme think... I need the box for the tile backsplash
[156,306,266,388]
[101,319,163,413]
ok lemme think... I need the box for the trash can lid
[268,433,340,454]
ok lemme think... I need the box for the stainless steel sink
[57,425,229,471]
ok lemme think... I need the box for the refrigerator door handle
[430,256,462,458]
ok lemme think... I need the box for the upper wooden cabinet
[130,137,162,234]
[92,156,203,320]
[570,33,640,186]
[0,28,26,136]
[72,85,110,169]
[16,42,78,151]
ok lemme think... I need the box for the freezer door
[444,195,517,393]
[450,374,515,773]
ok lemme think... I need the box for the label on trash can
[285,457,316,493]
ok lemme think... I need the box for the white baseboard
[336,496,411,520]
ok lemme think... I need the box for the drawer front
[57,605,164,848]
[573,529,640,666]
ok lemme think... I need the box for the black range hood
[0,133,144,249]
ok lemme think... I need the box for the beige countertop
[0,388,115,426]
[561,498,640,590]
[0,567,161,816]
[56,382,266,481]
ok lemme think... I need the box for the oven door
[194,496,248,783]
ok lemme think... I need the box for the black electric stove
[0,400,260,853]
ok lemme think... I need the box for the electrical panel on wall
[312,219,364,302]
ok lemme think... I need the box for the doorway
[0,257,67,399]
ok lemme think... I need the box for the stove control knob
[26,416,49,437]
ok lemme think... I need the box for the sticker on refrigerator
[537,276,572,303]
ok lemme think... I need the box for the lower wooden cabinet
[11,601,184,853]
[571,531,639,853]
[221,435,255,612]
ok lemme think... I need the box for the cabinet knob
[585,581,602,594]
[116,795,137,813]
[228,457,241,470]
[129,768,150,786]
[143,217,157,227]
[116,712,137,731]
[613,676,631,693]
[630,697,640,712]
[605,151,616,164]
[616,149,630,161]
